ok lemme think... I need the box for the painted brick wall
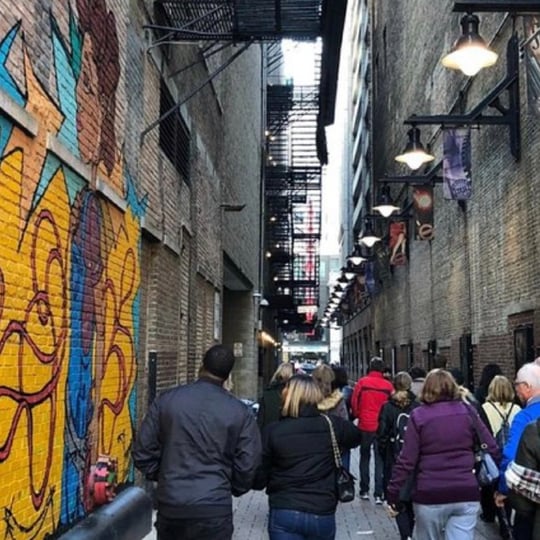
[0,0,262,537]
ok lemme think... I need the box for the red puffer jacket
[351,371,394,431]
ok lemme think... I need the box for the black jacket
[509,419,540,535]
[254,405,361,515]
[257,382,285,429]
[132,378,262,518]
[377,389,419,462]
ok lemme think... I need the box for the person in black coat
[475,363,502,405]
[507,419,540,540]
[377,372,420,540]
[133,345,261,540]
[257,362,294,429]
[255,374,362,540]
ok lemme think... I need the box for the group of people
[132,344,540,540]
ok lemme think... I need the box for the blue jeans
[359,430,383,497]
[268,508,336,540]
[413,501,480,540]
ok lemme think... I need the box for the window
[159,81,191,184]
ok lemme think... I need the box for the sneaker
[374,496,383,505]
[360,492,369,500]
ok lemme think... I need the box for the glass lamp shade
[348,254,366,265]
[442,14,498,76]
[372,203,400,218]
[359,234,381,248]
[395,127,435,170]
[373,184,400,217]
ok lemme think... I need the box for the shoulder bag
[465,405,499,486]
[321,414,356,502]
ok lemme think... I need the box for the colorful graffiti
[0,2,145,538]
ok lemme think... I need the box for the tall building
[336,1,540,386]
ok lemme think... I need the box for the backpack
[489,402,512,449]
[391,411,410,456]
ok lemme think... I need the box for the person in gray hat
[133,344,262,540]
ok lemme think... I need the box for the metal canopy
[453,1,540,12]
[153,0,324,41]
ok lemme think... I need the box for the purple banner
[443,128,472,200]
[524,16,540,116]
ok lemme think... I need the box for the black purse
[321,414,356,503]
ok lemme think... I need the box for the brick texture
[0,1,262,537]
[343,1,540,388]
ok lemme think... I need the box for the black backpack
[489,402,513,449]
[391,411,410,456]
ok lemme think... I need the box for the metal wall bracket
[405,35,521,161]
[381,161,443,185]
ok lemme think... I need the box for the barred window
[159,81,191,184]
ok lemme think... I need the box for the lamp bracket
[453,1,540,13]
[405,35,520,160]
[381,161,443,185]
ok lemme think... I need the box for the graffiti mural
[0,1,145,538]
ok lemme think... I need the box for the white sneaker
[360,492,369,500]
[374,496,383,505]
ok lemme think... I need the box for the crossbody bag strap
[321,414,342,469]
[489,401,511,422]
[464,404,486,450]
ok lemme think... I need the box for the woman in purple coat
[386,369,500,539]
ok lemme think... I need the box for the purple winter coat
[386,399,500,506]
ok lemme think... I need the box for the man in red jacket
[351,357,394,504]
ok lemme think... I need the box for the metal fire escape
[145,0,347,335]
[265,44,322,334]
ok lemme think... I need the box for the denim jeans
[156,513,233,540]
[268,508,336,540]
[412,501,480,540]
[359,430,383,497]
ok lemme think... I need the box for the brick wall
[361,0,540,389]
[0,1,262,537]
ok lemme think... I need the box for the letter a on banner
[413,185,434,240]
[443,128,472,200]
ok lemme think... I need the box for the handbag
[321,414,355,503]
[466,406,499,487]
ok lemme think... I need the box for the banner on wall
[389,221,407,266]
[364,261,378,296]
[412,185,434,240]
[443,128,472,200]
[523,16,540,116]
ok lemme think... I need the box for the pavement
[143,449,502,539]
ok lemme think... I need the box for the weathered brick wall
[368,0,540,387]
[0,0,262,537]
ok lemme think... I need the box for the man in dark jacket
[132,344,262,540]
[351,357,394,504]
[506,418,540,539]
